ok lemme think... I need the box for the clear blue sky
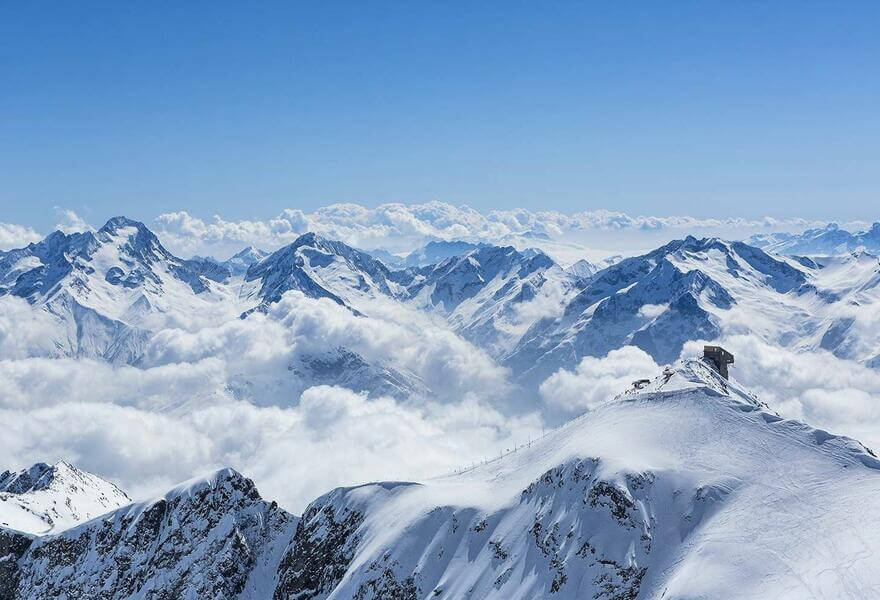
[1,1,878,231]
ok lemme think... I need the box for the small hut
[703,345,734,379]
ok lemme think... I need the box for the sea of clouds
[4,284,880,512]
[3,203,880,512]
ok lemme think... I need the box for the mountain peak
[99,216,151,235]
[231,245,261,258]
[0,460,131,534]
[293,231,324,246]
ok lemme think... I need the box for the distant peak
[99,216,151,235]
[293,231,325,245]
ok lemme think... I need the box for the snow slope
[0,460,130,535]
[273,358,880,599]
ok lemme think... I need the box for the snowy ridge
[0,460,130,536]
[271,358,880,599]
[242,232,403,311]
[10,468,298,600]
[399,244,573,355]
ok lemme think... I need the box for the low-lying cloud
[0,381,540,513]
[539,346,660,414]
[0,290,532,512]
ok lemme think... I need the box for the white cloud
[0,379,541,512]
[0,296,61,358]
[0,290,532,512]
[539,346,660,415]
[637,303,669,319]
[150,202,835,259]
[141,291,512,405]
[0,209,90,251]
[53,208,92,233]
[0,223,42,250]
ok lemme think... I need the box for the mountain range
[749,221,880,256]
[3,359,880,598]
[3,217,879,397]
[5,216,880,597]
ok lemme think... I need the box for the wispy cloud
[0,223,42,250]
[53,208,93,234]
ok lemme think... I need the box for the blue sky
[1,2,878,232]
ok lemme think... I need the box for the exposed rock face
[0,528,33,600]
[274,488,366,599]
[269,461,662,600]
[12,468,298,600]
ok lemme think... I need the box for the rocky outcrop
[13,468,297,600]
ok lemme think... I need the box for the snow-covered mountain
[403,240,484,267]
[286,346,430,400]
[241,232,404,310]
[564,255,623,280]
[272,358,880,599]
[0,217,241,362]
[239,234,576,357]
[8,360,880,599]
[221,246,270,276]
[397,244,576,355]
[7,468,298,600]
[749,222,880,256]
[504,236,880,386]
[5,219,880,393]
[0,460,130,535]
[564,258,600,279]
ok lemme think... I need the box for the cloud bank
[0,223,42,250]
[6,202,870,263]
[149,202,848,258]
[0,291,530,511]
